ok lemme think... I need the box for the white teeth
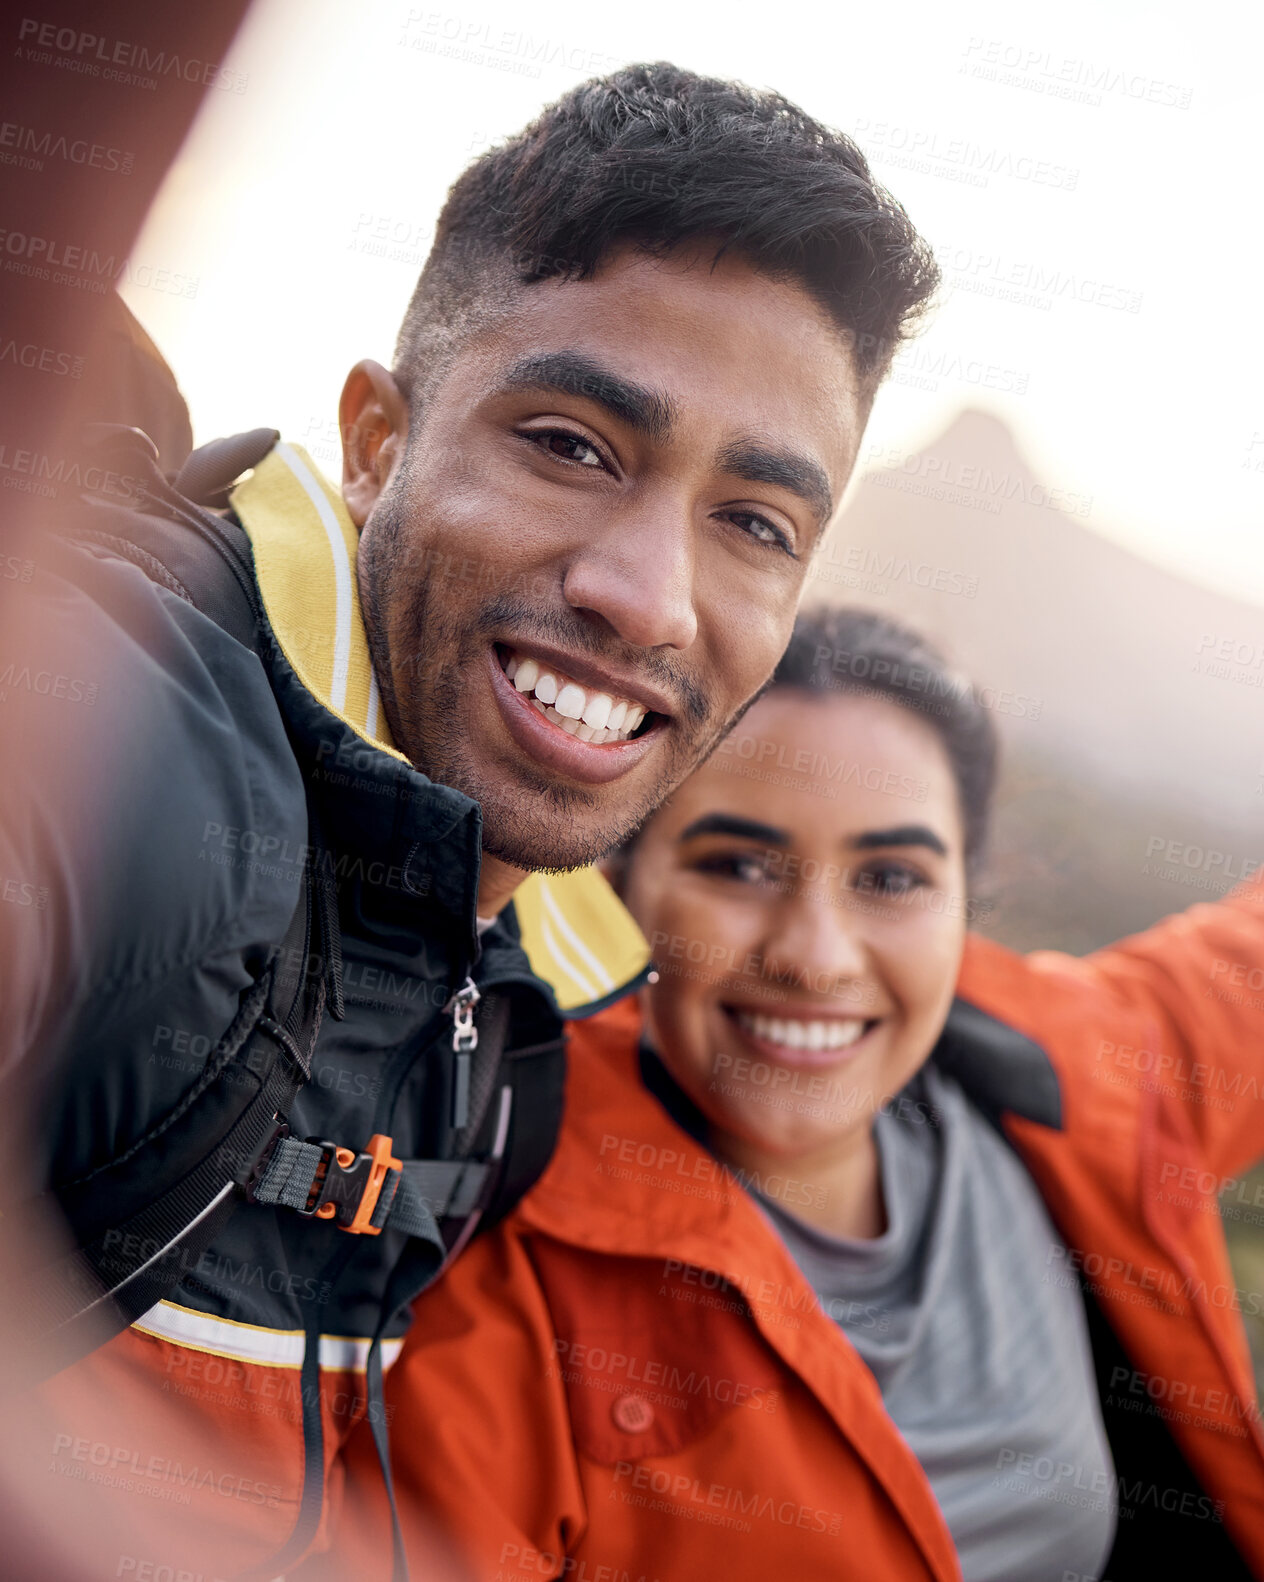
[501,650,649,743]
[555,682,586,720]
[736,1012,867,1052]
[582,692,613,730]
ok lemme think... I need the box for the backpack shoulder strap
[15,424,341,1384]
[26,855,325,1379]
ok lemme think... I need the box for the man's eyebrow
[850,825,948,857]
[500,351,677,444]
[716,438,833,524]
[679,813,790,846]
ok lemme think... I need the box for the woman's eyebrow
[850,825,948,856]
[679,813,790,846]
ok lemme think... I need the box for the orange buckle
[306,1133,401,1235]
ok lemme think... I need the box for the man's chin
[479,785,647,875]
[480,822,622,876]
[431,726,692,874]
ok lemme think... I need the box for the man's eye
[855,863,925,898]
[727,510,796,557]
[530,429,606,468]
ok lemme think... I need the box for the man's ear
[339,359,410,529]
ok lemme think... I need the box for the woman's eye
[694,851,774,886]
[727,510,795,557]
[856,863,925,898]
[530,429,606,468]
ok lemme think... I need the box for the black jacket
[0,434,647,1573]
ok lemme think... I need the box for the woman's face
[619,688,970,1163]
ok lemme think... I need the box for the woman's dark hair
[395,62,940,407]
[771,607,998,875]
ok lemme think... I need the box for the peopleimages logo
[936,240,1144,315]
[0,334,84,377]
[0,120,132,172]
[398,9,619,78]
[715,733,928,800]
[552,1336,778,1414]
[853,117,1079,190]
[860,444,1094,518]
[49,1433,280,1506]
[15,17,248,93]
[960,37,1193,109]
[812,540,979,598]
[1143,836,1261,883]
[993,1448,1222,1523]
[612,1462,844,1536]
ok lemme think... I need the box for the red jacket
[304,877,1264,1582]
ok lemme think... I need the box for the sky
[124,0,1264,606]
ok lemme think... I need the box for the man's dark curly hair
[394,62,940,408]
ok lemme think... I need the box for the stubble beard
[359,494,739,873]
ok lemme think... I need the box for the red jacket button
[612,1394,654,1433]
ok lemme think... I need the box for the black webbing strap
[239,1187,453,1582]
[388,1164,486,1235]
[367,1085,516,1582]
[250,1140,489,1235]
[20,784,340,1386]
[34,1053,305,1343]
[368,1231,450,1582]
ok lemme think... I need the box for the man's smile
[488,644,669,786]
[499,644,662,743]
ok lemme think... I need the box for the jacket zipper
[445,976,480,1130]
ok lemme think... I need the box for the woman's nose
[757,887,873,1005]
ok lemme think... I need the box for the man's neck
[476,850,528,922]
[366,663,527,924]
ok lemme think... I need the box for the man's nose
[560,495,698,651]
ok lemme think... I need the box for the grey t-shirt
[754,1064,1116,1582]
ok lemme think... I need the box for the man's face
[348,244,866,871]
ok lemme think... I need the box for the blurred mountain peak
[916,404,1025,462]
[814,405,1264,819]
